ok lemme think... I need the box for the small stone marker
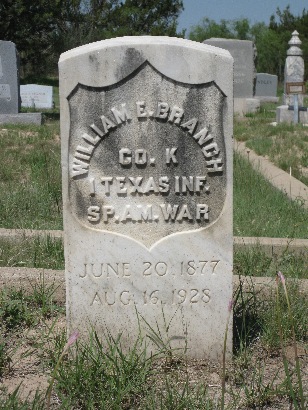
[255,73,278,102]
[0,41,20,114]
[59,37,233,360]
[20,84,53,109]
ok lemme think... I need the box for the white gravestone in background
[59,37,233,360]
[20,84,53,109]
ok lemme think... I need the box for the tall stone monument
[277,31,308,124]
[0,40,42,124]
[59,37,233,360]
[283,30,305,106]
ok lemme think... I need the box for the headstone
[283,31,305,106]
[203,38,256,98]
[255,73,278,102]
[0,40,42,124]
[0,41,20,114]
[20,84,53,109]
[59,37,233,360]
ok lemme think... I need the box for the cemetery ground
[0,101,307,408]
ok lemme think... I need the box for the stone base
[0,113,43,125]
[276,105,308,124]
[234,97,260,116]
[257,96,279,103]
[283,94,304,106]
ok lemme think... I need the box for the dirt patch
[1,317,66,402]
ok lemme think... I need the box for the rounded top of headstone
[287,31,303,56]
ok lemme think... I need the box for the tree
[0,0,184,77]
[189,17,252,43]
[189,6,308,82]
[251,23,285,80]
[189,18,233,42]
[233,18,250,40]
[113,0,184,37]
[0,0,62,75]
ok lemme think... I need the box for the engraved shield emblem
[68,62,227,247]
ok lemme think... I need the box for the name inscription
[71,101,223,178]
[68,63,227,243]
[70,100,225,228]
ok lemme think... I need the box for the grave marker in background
[0,40,42,124]
[203,38,255,98]
[0,41,20,114]
[277,31,307,124]
[284,31,304,107]
[59,37,233,360]
[203,38,260,115]
[20,84,53,109]
[255,73,278,102]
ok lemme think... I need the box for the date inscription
[91,288,211,306]
[81,259,220,278]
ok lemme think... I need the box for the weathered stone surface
[59,37,233,360]
[203,38,256,98]
[255,73,278,98]
[20,84,53,109]
[0,41,20,114]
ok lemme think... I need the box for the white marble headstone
[59,37,233,360]
[20,84,53,109]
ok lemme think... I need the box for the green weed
[234,246,308,279]
[262,281,307,349]
[234,152,308,238]
[276,272,306,409]
[53,330,154,409]
[0,236,64,270]
[234,102,308,186]
[0,124,62,230]
[27,272,62,318]
[0,289,34,330]
[143,377,216,409]
[0,385,44,409]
